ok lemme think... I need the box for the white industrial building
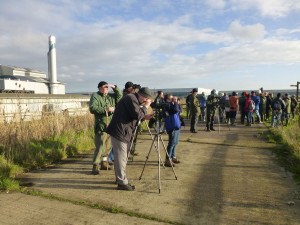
[0,35,65,94]
[0,65,65,94]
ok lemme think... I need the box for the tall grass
[266,108,300,181]
[0,111,95,190]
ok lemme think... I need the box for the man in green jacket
[190,88,200,133]
[89,81,122,174]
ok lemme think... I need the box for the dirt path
[1,121,300,225]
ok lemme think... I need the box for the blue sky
[0,0,300,93]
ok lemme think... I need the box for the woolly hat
[125,81,134,89]
[97,81,108,88]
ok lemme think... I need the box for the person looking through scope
[163,94,181,167]
[106,87,153,191]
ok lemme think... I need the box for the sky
[0,0,300,93]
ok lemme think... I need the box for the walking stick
[105,110,109,171]
[218,107,221,134]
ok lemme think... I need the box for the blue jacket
[251,95,260,110]
[164,102,181,132]
[198,94,207,107]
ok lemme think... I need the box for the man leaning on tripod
[106,87,153,191]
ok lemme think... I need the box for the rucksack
[248,100,255,110]
[273,100,281,111]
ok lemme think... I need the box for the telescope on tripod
[135,104,178,194]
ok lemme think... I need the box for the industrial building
[0,65,65,94]
[0,35,86,122]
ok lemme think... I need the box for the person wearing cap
[106,87,153,191]
[190,88,200,133]
[89,81,122,175]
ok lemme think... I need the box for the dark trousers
[190,113,198,132]
[240,110,246,124]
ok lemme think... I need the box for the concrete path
[1,121,300,225]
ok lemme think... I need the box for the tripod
[139,113,178,194]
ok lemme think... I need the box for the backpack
[273,100,281,111]
[248,100,255,110]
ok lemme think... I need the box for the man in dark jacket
[89,81,122,174]
[106,87,152,191]
[270,93,286,128]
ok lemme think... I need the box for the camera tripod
[138,118,178,194]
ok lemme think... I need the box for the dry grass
[0,112,94,170]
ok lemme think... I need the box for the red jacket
[244,97,254,113]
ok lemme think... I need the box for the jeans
[167,129,180,159]
[253,108,261,123]
[108,148,114,162]
[271,110,282,127]
[246,111,253,125]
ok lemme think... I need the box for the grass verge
[265,115,300,182]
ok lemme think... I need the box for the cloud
[229,0,298,18]
[0,0,300,92]
[228,20,266,41]
[204,0,226,10]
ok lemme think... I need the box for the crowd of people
[185,89,299,130]
[89,81,298,191]
[89,81,183,191]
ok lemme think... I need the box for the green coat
[190,93,200,114]
[89,87,122,134]
[284,97,291,114]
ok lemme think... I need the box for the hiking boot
[172,157,180,164]
[92,164,100,175]
[100,161,112,170]
[164,159,175,167]
[108,160,114,166]
[210,127,216,131]
[206,127,211,132]
[117,184,135,191]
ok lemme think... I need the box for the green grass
[265,114,300,182]
[0,113,95,191]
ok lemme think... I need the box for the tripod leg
[159,135,178,180]
[127,122,139,161]
[157,133,161,193]
[146,122,165,167]
[139,134,157,180]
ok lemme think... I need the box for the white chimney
[48,35,58,94]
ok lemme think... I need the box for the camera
[150,99,170,111]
